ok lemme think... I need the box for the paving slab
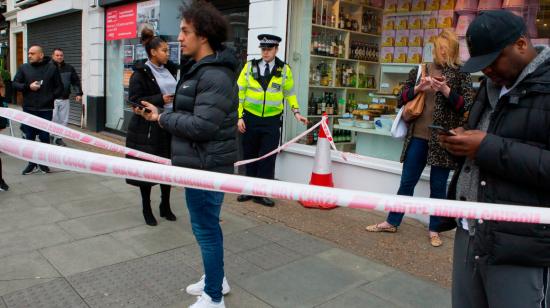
[67,264,143,299]
[53,192,134,219]
[0,206,66,234]
[316,248,395,282]
[84,284,163,308]
[317,288,400,308]
[40,235,139,276]
[110,222,196,256]
[362,271,451,308]
[224,252,265,284]
[219,210,259,235]
[275,232,334,256]
[247,223,304,242]
[237,243,303,270]
[0,224,72,259]
[2,278,87,308]
[241,256,365,308]
[0,251,60,296]
[224,229,271,254]
[57,208,144,239]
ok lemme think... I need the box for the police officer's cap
[258,34,281,48]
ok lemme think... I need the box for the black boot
[142,201,158,226]
[159,201,176,221]
[159,184,176,221]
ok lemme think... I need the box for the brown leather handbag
[402,64,426,122]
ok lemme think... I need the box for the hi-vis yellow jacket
[237,58,299,118]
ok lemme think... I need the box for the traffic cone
[300,114,337,210]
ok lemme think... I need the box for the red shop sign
[106,3,137,41]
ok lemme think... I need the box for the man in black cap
[439,10,550,307]
[236,34,308,207]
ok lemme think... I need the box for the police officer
[237,34,308,207]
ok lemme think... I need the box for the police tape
[234,116,326,167]
[1,133,548,225]
[0,107,171,165]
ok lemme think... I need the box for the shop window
[286,0,549,162]
[105,0,248,132]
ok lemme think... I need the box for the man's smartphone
[428,124,456,136]
[126,99,151,113]
[39,80,43,86]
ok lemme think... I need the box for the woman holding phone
[126,28,178,226]
[366,30,474,247]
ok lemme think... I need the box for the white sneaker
[186,275,230,296]
[189,292,225,308]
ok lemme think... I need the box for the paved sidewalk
[0,132,451,307]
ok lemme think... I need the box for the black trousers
[242,115,281,180]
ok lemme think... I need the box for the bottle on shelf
[312,0,317,24]
[338,6,345,29]
[322,6,327,26]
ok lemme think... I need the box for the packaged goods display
[303,0,547,155]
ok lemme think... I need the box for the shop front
[276,0,550,194]
[100,0,249,133]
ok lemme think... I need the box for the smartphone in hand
[126,99,151,113]
[428,124,456,136]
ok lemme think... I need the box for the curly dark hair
[180,0,228,51]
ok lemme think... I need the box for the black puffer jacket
[159,48,239,174]
[54,61,83,99]
[12,56,63,110]
[448,47,550,266]
[126,59,178,186]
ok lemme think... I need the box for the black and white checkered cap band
[260,38,279,45]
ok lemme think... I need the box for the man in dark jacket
[13,45,63,175]
[51,48,83,147]
[439,11,550,307]
[138,1,236,307]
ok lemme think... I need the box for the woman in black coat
[127,28,178,226]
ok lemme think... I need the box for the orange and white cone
[300,114,337,210]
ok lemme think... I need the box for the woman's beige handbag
[402,63,426,122]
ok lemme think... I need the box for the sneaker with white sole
[22,163,38,175]
[189,292,225,308]
[186,275,230,296]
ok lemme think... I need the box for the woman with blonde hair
[366,30,474,247]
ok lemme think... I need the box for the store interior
[288,0,550,161]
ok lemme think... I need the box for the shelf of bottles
[304,0,385,149]
[310,1,383,92]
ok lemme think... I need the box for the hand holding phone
[428,124,456,136]
[127,99,151,113]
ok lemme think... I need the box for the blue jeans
[185,188,225,302]
[386,138,451,232]
[22,108,52,143]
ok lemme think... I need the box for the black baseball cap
[462,10,526,73]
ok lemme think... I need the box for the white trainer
[186,275,230,296]
[189,292,225,308]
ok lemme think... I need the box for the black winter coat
[448,50,550,266]
[54,61,83,99]
[126,59,178,187]
[13,56,63,110]
[159,48,239,174]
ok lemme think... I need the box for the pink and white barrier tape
[234,116,326,167]
[1,133,548,225]
[0,107,171,165]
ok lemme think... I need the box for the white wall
[275,144,433,225]
[82,5,105,98]
[247,0,289,61]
